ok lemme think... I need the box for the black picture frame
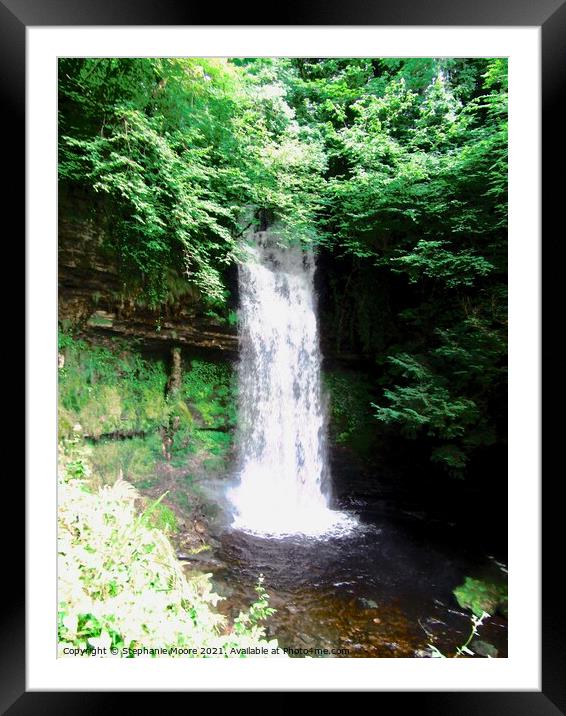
[9,0,555,709]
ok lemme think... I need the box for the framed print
[9,0,557,708]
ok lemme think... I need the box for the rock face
[58,186,238,355]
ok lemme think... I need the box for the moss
[58,332,237,480]
[453,577,508,618]
[58,333,170,438]
[58,406,76,439]
[171,490,192,513]
[75,386,124,437]
[89,435,162,487]
[182,359,236,430]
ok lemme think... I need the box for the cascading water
[228,230,355,537]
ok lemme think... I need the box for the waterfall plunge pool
[198,464,509,658]
[198,229,508,657]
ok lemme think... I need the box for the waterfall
[228,230,354,537]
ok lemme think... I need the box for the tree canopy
[59,56,507,477]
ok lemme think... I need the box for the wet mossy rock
[453,577,508,618]
[59,333,236,481]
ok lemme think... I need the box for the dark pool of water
[199,476,508,658]
[182,448,507,659]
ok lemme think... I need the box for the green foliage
[373,354,479,440]
[232,575,276,638]
[65,457,91,480]
[59,58,325,307]
[227,309,239,327]
[372,300,505,471]
[57,456,281,657]
[453,577,508,618]
[183,360,236,430]
[59,56,508,479]
[315,57,507,258]
[59,334,169,438]
[390,240,494,288]
[140,492,179,534]
[283,57,507,476]
[429,610,492,659]
[89,434,162,487]
[323,370,376,456]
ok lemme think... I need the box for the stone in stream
[211,580,234,598]
[471,639,499,658]
[177,551,225,571]
[358,598,379,609]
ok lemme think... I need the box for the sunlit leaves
[389,240,494,288]
[59,56,508,477]
[57,449,282,657]
[59,58,326,307]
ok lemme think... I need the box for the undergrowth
[57,445,282,658]
[59,333,236,477]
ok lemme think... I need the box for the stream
[182,228,507,658]
[183,456,509,659]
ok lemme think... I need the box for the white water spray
[228,230,355,537]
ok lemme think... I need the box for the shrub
[58,457,282,657]
[182,359,236,430]
[453,577,508,618]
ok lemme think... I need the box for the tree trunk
[167,346,182,397]
[163,346,183,461]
